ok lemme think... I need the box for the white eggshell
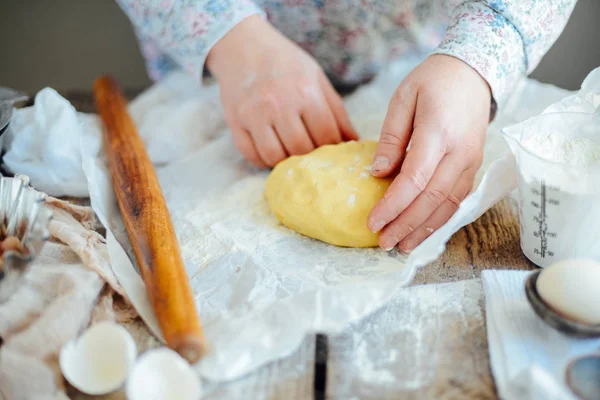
[537,258,600,325]
[59,321,137,395]
[126,348,201,400]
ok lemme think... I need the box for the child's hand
[368,55,491,252]
[207,16,358,168]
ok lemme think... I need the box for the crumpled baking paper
[3,88,89,197]
[3,72,225,197]
[77,56,573,381]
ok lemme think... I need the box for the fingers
[248,124,288,167]
[367,125,445,234]
[320,74,359,141]
[371,81,417,177]
[302,98,342,147]
[274,114,315,156]
[398,169,476,252]
[231,127,267,168]
[376,155,469,250]
[232,72,358,166]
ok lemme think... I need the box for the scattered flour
[522,131,600,166]
[347,194,356,206]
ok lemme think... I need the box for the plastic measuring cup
[503,112,600,267]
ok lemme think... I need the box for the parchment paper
[80,57,572,381]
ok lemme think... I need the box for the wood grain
[93,76,205,363]
[414,198,535,286]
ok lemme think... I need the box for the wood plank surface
[415,198,535,286]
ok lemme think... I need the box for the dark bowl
[0,87,30,155]
[525,270,600,338]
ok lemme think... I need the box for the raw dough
[265,140,394,247]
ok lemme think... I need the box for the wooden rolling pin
[93,76,205,363]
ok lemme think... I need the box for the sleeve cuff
[160,3,265,86]
[431,2,527,109]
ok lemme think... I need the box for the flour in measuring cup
[517,131,600,267]
[522,131,600,166]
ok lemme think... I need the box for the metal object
[0,87,29,133]
[0,175,52,303]
[566,353,600,400]
[0,87,29,158]
[525,270,600,338]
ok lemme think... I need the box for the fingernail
[370,219,386,233]
[399,245,412,255]
[370,156,390,173]
[383,245,395,252]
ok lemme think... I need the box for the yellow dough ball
[265,140,394,247]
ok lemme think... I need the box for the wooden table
[63,91,536,400]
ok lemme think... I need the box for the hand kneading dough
[265,140,394,247]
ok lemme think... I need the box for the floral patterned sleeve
[115,0,264,82]
[433,0,577,108]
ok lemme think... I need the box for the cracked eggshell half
[59,321,137,395]
[126,348,201,400]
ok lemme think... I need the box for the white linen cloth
[0,197,136,400]
[482,270,600,400]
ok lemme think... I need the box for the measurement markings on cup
[530,180,559,259]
